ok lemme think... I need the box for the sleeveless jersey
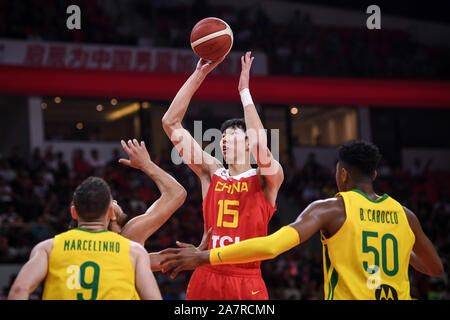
[321,190,415,300]
[202,168,276,271]
[42,228,139,300]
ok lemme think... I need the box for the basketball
[190,17,233,61]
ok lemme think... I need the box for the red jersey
[202,168,276,270]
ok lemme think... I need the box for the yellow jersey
[42,228,139,300]
[321,189,415,300]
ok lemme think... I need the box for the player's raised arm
[118,139,187,246]
[162,58,224,181]
[8,239,53,300]
[238,51,284,206]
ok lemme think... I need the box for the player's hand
[238,51,255,92]
[157,228,211,277]
[149,251,168,272]
[159,246,210,279]
[195,56,225,75]
[119,139,152,170]
[172,227,212,252]
[159,228,211,275]
[112,200,124,217]
[109,200,123,233]
[197,227,213,251]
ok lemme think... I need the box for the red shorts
[185,265,269,300]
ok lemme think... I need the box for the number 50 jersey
[322,190,415,300]
[202,168,277,271]
[42,228,139,300]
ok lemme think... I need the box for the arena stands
[1,0,449,79]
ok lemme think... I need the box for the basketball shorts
[185,265,269,300]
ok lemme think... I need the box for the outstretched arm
[159,198,339,277]
[8,239,52,300]
[238,52,283,207]
[119,139,187,246]
[162,58,224,185]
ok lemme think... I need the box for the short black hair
[338,140,382,177]
[220,118,246,134]
[72,177,112,221]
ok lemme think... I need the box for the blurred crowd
[1,0,449,79]
[0,145,449,300]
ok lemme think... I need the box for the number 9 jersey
[322,190,415,300]
[42,228,139,300]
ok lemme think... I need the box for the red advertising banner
[1,65,449,108]
[0,39,268,75]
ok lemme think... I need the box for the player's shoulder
[309,196,345,212]
[297,197,344,222]
[401,205,420,232]
[401,205,415,216]
[306,197,346,234]
[31,238,54,256]
[129,240,147,256]
[38,238,54,248]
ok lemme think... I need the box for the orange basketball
[190,17,233,61]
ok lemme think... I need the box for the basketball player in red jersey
[161,52,284,300]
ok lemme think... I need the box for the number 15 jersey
[42,228,139,300]
[202,168,277,271]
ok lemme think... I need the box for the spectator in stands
[377,159,392,177]
[54,151,69,180]
[2,0,450,78]
[89,149,105,174]
[0,160,16,182]
[72,148,91,177]
[301,180,321,201]
[0,177,14,211]
[428,280,447,300]
[8,146,24,170]
[284,278,302,300]
[28,148,44,176]
[303,152,322,180]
